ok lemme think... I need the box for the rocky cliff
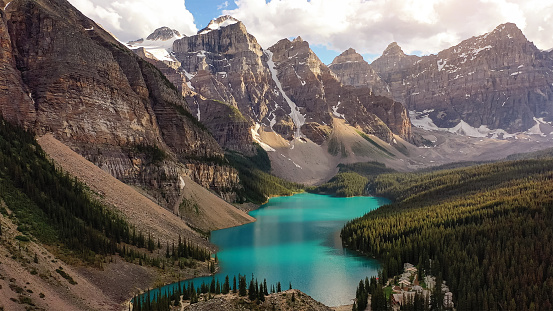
[328,48,391,97]
[268,37,411,143]
[1,0,241,207]
[372,23,553,133]
[173,16,289,134]
[172,17,411,145]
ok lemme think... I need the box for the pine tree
[248,278,256,300]
[222,275,229,294]
[239,275,247,297]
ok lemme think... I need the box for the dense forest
[226,145,304,203]
[0,118,209,266]
[311,161,396,197]
[342,158,553,310]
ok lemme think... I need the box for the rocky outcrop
[173,15,287,130]
[0,9,35,127]
[370,42,421,103]
[373,24,553,132]
[329,48,391,97]
[187,95,256,155]
[146,26,181,41]
[171,16,411,146]
[184,289,332,311]
[268,37,412,143]
[1,0,241,206]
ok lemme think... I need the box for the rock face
[173,15,287,132]
[372,24,553,132]
[188,96,256,155]
[0,9,35,127]
[268,37,411,142]
[1,0,241,207]
[329,48,391,97]
[173,17,411,144]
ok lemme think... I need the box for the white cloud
[67,0,198,41]
[218,1,230,10]
[224,0,553,57]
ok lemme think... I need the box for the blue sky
[186,0,237,30]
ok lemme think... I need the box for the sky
[68,0,553,65]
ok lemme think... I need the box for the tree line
[131,273,290,310]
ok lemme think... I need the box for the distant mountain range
[2,0,553,203]
[129,16,553,144]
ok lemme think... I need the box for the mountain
[146,26,181,41]
[372,23,553,134]
[267,37,411,143]
[172,16,411,145]
[329,48,391,97]
[0,0,244,207]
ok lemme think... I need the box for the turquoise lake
[172,193,387,306]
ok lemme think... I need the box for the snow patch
[437,59,446,71]
[294,68,306,86]
[146,48,175,62]
[409,111,439,131]
[332,102,345,119]
[409,111,517,139]
[85,27,94,31]
[4,2,11,10]
[265,50,305,138]
[528,118,547,137]
[179,176,186,189]
[183,70,196,90]
[251,123,275,152]
[198,18,238,35]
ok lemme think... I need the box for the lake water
[161,193,387,306]
[192,193,387,306]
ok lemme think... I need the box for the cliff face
[1,0,240,206]
[172,16,410,145]
[328,48,391,97]
[373,24,553,132]
[187,95,256,155]
[173,16,287,129]
[268,37,412,143]
[0,9,36,127]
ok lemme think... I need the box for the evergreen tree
[239,275,247,297]
[248,278,256,300]
[223,275,230,294]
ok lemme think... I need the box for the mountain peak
[146,27,181,41]
[486,22,526,41]
[293,36,304,43]
[382,42,406,57]
[198,15,240,35]
[341,48,358,56]
[330,48,364,65]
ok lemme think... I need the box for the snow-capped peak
[198,15,240,35]
[146,27,181,41]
